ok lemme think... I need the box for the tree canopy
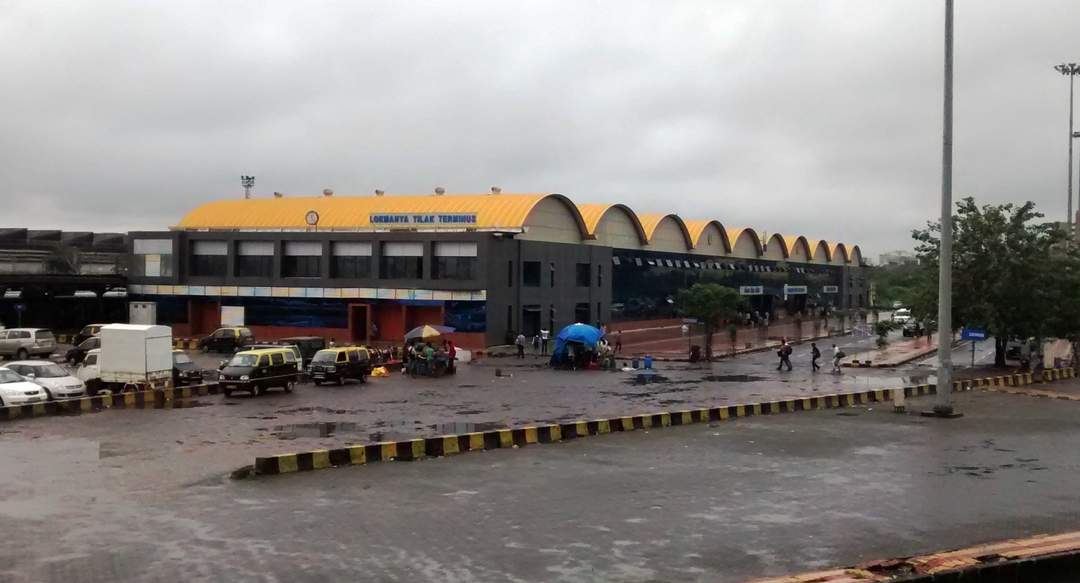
[912,197,1080,365]
[677,283,745,361]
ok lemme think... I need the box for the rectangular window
[549,262,556,288]
[506,304,513,332]
[432,242,477,280]
[283,241,322,278]
[575,263,590,287]
[597,264,603,287]
[507,260,513,287]
[522,261,541,287]
[597,302,602,324]
[190,240,227,277]
[133,239,174,277]
[331,241,372,279]
[381,241,423,280]
[236,241,273,278]
[575,302,590,324]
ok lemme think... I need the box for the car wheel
[313,380,322,386]
[359,375,366,384]
[43,388,53,401]
[284,381,294,393]
[16,348,28,360]
[255,385,265,396]
[336,376,343,386]
[223,388,232,397]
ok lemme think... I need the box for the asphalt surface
[4,390,1080,582]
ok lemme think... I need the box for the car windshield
[174,353,193,365]
[0,370,23,383]
[312,351,337,363]
[29,364,68,378]
[227,354,259,367]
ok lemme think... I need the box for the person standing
[540,328,550,356]
[811,342,821,372]
[370,321,378,341]
[515,333,526,359]
[614,329,623,353]
[831,343,843,374]
[781,340,793,371]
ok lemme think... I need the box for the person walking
[831,343,844,374]
[781,340,793,371]
[614,329,622,353]
[540,328,550,356]
[811,342,821,372]
[515,333,526,359]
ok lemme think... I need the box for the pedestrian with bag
[831,343,845,374]
[811,342,821,372]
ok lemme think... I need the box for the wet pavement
[4,390,1080,582]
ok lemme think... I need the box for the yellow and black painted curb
[172,338,201,350]
[251,367,1079,477]
[0,384,220,421]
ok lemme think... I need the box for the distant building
[878,250,916,266]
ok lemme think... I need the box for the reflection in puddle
[272,420,508,442]
[700,374,766,383]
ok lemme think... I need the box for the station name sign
[783,285,808,295]
[822,285,839,294]
[370,213,478,227]
[739,285,764,296]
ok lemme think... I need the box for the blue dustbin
[644,355,653,370]
[631,356,639,369]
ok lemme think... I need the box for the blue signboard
[13,303,25,313]
[961,328,987,341]
[783,285,808,295]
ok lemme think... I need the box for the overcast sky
[1,1,1077,257]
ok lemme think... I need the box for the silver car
[0,328,56,360]
[5,360,85,399]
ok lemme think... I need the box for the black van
[218,348,299,397]
[309,347,371,385]
[278,336,327,366]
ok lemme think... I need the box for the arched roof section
[174,193,587,234]
[782,235,812,263]
[829,242,849,265]
[763,233,788,261]
[577,203,647,248]
[638,214,693,252]
[727,227,762,258]
[517,193,590,243]
[849,245,864,266]
[807,239,831,264]
[685,220,729,256]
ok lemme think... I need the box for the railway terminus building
[126,192,868,348]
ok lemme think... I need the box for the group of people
[403,339,457,377]
[777,340,846,373]
[514,329,624,359]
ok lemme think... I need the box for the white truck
[86,324,173,393]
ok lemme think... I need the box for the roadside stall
[549,323,603,370]
[403,325,457,377]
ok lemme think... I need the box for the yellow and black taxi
[198,327,255,353]
[217,347,298,397]
[308,346,371,385]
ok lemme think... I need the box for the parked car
[73,323,107,347]
[237,343,303,374]
[0,367,48,406]
[891,308,912,324]
[5,360,86,400]
[0,328,56,360]
[278,336,327,366]
[75,348,103,395]
[308,346,371,385]
[66,336,101,365]
[198,327,254,353]
[217,348,298,397]
[172,350,203,386]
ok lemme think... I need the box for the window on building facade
[575,302,590,324]
[507,260,513,287]
[331,241,372,279]
[381,241,423,279]
[432,242,477,280]
[575,263,590,287]
[235,241,274,278]
[190,240,227,277]
[597,264,603,287]
[132,239,173,277]
[522,261,540,287]
[283,241,321,278]
[549,262,556,288]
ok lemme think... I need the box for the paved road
[3,389,1080,582]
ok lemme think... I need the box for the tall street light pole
[933,0,956,416]
[1056,64,1080,230]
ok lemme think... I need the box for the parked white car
[0,367,48,406]
[4,360,86,400]
[892,308,912,324]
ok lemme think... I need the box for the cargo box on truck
[97,324,173,392]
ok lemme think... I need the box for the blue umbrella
[551,323,603,366]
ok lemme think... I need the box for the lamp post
[241,175,255,199]
[1055,64,1080,230]
[932,0,957,417]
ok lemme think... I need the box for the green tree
[677,283,745,361]
[912,197,1075,366]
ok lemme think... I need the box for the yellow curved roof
[635,213,693,246]
[828,242,849,262]
[176,193,563,230]
[683,220,729,250]
[805,238,831,261]
[781,235,811,258]
[576,203,646,241]
[726,227,761,254]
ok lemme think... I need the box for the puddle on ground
[270,419,508,442]
[700,374,766,383]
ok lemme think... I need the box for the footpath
[842,336,939,368]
